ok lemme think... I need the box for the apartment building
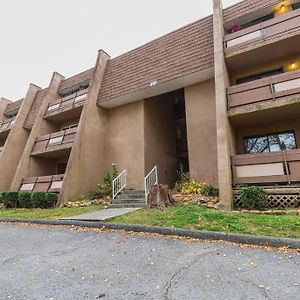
[1,0,300,209]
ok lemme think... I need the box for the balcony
[227,69,300,110]
[44,89,88,121]
[231,149,300,185]
[225,9,300,56]
[0,117,16,136]
[20,174,64,193]
[31,127,77,157]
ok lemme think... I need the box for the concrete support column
[0,84,41,191]
[213,0,233,210]
[58,50,110,205]
[10,73,64,191]
[0,98,12,122]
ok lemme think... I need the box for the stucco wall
[144,94,177,187]
[105,100,145,189]
[185,80,218,185]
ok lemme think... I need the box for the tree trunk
[148,184,175,209]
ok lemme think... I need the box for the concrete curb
[0,218,299,249]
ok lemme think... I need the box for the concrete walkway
[61,208,139,221]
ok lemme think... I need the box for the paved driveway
[0,224,299,300]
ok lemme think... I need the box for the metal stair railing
[112,170,127,200]
[144,166,158,202]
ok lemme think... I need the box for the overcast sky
[0,0,240,100]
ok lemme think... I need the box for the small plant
[18,192,32,208]
[2,192,19,208]
[173,171,190,192]
[112,163,118,180]
[228,24,241,33]
[45,193,58,208]
[182,181,204,194]
[95,164,119,198]
[240,186,268,210]
[202,184,219,197]
[31,192,47,209]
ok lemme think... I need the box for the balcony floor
[229,95,300,127]
[31,144,72,158]
[44,104,83,122]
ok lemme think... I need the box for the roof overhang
[98,68,214,109]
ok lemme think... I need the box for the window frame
[243,130,297,154]
[236,67,284,85]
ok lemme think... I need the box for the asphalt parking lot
[0,224,299,300]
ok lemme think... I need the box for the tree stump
[147,184,175,209]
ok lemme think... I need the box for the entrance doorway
[144,88,189,188]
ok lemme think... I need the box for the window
[236,68,284,84]
[240,13,274,30]
[244,131,297,154]
[293,2,300,10]
[57,163,67,174]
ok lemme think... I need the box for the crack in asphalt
[162,247,225,300]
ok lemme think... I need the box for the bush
[31,192,47,208]
[45,193,58,208]
[182,181,204,194]
[240,186,268,210]
[0,192,5,204]
[2,192,19,208]
[202,184,219,197]
[96,164,119,198]
[18,192,32,208]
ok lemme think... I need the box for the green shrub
[3,192,19,208]
[240,186,268,210]
[202,185,219,197]
[45,193,58,208]
[18,192,32,208]
[31,192,47,208]
[96,164,119,197]
[0,192,5,204]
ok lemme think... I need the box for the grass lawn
[0,205,102,220]
[112,204,300,239]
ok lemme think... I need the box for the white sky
[0,0,240,100]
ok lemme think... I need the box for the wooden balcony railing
[31,127,77,154]
[45,89,88,116]
[231,149,300,185]
[225,9,300,51]
[0,116,16,132]
[20,174,64,193]
[227,69,300,108]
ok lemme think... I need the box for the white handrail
[144,166,158,202]
[112,170,127,200]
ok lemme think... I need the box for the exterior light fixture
[288,61,298,70]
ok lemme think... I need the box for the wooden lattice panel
[233,193,300,209]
